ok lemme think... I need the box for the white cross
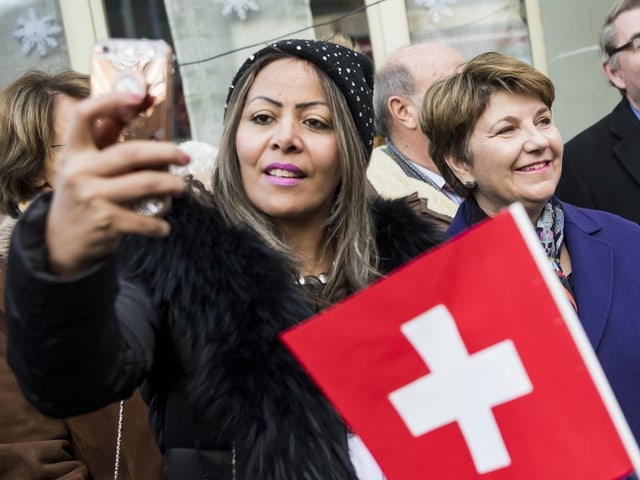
[388,304,533,474]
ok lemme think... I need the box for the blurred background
[0,0,618,145]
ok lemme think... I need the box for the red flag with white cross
[281,203,640,479]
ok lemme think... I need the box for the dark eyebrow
[536,106,551,116]
[248,96,328,109]
[248,96,282,107]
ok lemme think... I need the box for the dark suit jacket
[448,199,640,446]
[556,97,640,224]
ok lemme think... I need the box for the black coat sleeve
[4,194,157,418]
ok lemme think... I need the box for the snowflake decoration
[414,0,457,23]
[214,0,260,21]
[12,8,62,57]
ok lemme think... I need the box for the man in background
[367,42,464,230]
[556,0,640,223]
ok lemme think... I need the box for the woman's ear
[445,155,474,185]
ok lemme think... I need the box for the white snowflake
[214,0,260,21]
[414,0,457,23]
[12,8,62,57]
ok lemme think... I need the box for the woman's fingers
[92,94,156,149]
[46,200,173,277]
[58,140,189,181]
[44,94,192,276]
[65,92,147,151]
[70,170,186,206]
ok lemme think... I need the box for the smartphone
[90,38,175,216]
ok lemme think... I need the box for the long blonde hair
[209,49,378,304]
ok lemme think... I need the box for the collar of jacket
[367,146,458,221]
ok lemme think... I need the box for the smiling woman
[421,51,640,456]
[454,90,562,222]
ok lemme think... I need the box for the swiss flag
[281,203,640,479]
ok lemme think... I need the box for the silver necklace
[295,272,328,285]
[232,441,237,480]
[113,400,124,480]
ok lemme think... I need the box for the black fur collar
[120,195,441,479]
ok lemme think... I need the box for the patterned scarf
[535,198,577,311]
[464,196,577,311]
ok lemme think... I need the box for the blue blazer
[448,199,640,446]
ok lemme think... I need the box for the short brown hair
[420,52,555,196]
[0,70,89,217]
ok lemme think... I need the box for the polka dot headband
[226,39,375,156]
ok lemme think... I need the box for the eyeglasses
[610,34,640,56]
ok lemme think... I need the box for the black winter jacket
[5,192,442,480]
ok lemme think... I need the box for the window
[0,1,71,90]
[405,0,532,63]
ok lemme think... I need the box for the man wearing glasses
[556,0,640,224]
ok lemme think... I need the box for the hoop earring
[463,180,477,189]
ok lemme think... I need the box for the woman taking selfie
[4,39,442,479]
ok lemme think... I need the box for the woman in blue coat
[420,51,640,448]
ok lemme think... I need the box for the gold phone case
[91,39,175,216]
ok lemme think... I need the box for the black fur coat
[117,192,442,479]
[10,192,441,480]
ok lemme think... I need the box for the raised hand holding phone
[43,41,188,277]
[90,38,175,216]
